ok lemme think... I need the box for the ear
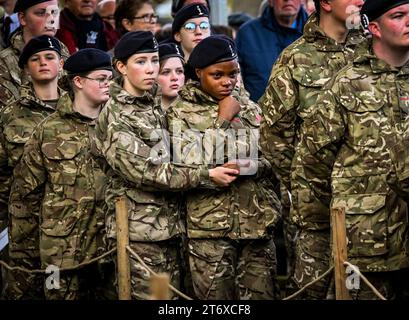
[59,58,64,71]
[368,21,381,39]
[73,75,84,89]
[195,68,202,80]
[174,32,182,43]
[122,18,133,32]
[320,0,332,14]
[116,60,127,76]
[18,12,26,28]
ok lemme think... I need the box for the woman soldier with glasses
[114,0,158,36]
[172,4,211,61]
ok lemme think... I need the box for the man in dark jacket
[56,0,118,54]
[236,0,308,102]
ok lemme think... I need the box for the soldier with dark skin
[259,0,365,298]
[294,0,409,299]
[94,31,239,300]
[0,35,63,299]
[167,35,282,300]
[10,48,115,300]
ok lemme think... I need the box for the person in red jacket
[56,0,118,54]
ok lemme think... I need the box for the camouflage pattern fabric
[0,85,58,299]
[388,136,409,199]
[167,81,281,240]
[94,80,221,299]
[188,238,279,300]
[167,81,281,299]
[259,13,365,229]
[292,39,409,273]
[0,30,69,112]
[10,93,110,299]
[291,229,331,299]
[108,240,181,300]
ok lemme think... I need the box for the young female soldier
[157,43,185,111]
[167,35,282,300]
[94,31,239,300]
[172,3,211,61]
[0,35,63,300]
[10,48,115,300]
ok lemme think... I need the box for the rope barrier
[0,247,116,274]
[126,245,193,300]
[283,266,334,300]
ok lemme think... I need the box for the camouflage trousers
[3,257,45,300]
[44,261,117,300]
[341,268,409,300]
[188,238,279,300]
[291,229,332,299]
[112,240,181,300]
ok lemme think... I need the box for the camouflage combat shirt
[95,80,215,243]
[10,93,107,268]
[293,40,409,272]
[167,81,281,239]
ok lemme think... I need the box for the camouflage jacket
[9,93,107,268]
[167,81,281,239]
[293,40,409,272]
[95,80,215,243]
[0,85,57,241]
[259,13,364,191]
[0,30,69,111]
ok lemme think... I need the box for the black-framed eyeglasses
[183,21,210,33]
[132,13,159,23]
[81,76,113,88]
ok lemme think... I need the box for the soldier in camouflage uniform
[0,36,63,299]
[259,0,365,298]
[10,48,115,300]
[293,0,409,299]
[0,0,68,112]
[167,35,281,300]
[95,31,239,300]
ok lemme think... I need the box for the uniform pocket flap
[41,216,78,237]
[126,189,165,205]
[339,90,386,113]
[42,140,81,160]
[332,194,386,215]
[3,125,33,144]
[292,66,332,88]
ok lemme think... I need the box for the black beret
[159,43,184,62]
[18,35,61,68]
[361,0,409,21]
[228,12,252,28]
[171,0,210,17]
[187,35,237,70]
[172,4,209,35]
[114,31,158,61]
[14,0,52,13]
[64,48,112,74]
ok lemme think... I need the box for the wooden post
[115,196,131,300]
[331,207,351,300]
[150,273,170,300]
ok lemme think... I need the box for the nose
[170,70,179,81]
[39,56,47,65]
[194,26,202,35]
[146,61,155,74]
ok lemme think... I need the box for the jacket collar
[353,40,409,76]
[110,77,160,108]
[56,92,98,123]
[19,84,59,111]
[304,13,364,52]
